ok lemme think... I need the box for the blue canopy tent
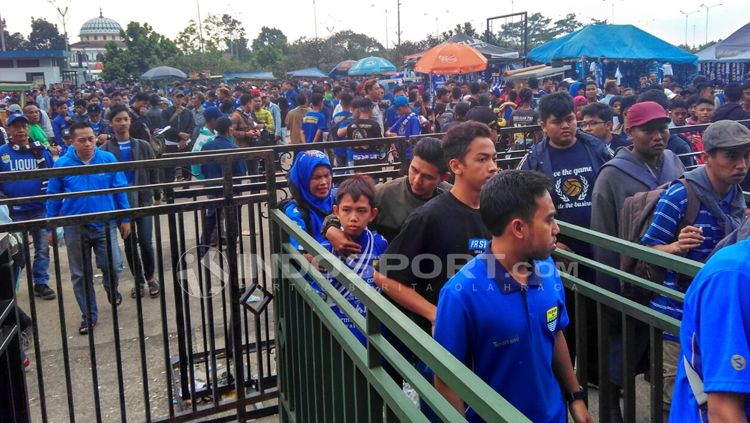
[224,71,276,81]
[697,23,750,84]
[528,24,697,87]
[287,67,328,78]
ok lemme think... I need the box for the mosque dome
[79,11,122,36]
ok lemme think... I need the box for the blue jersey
[642,182,730,338]
[669,238,750,423]
[434,253,569,423]
[0,145,53,213]
[301,111,328,143]
[389,112,421,159]
[328,228,388,344]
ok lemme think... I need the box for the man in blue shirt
[434,170,593,423]
[51,101,72,154]
[86,104,112,144]
[669,237,750,423]
[642,119,750,413]
[198,117,248,255]
[0,112,56,300]
[46,121,131,335]
[384,86,406,129]
[386,95,421,159]
[301,93,327,143]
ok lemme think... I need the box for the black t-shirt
[381,191,491,332]
[347,118,383,161]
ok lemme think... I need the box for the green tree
[101,21,181,81]
[251,27,288,75]
[204,13,250,60]
[26,17,66,50]
[1,18,27,50]
[494,12,584,52]
[440,22,480,40]
[175,19,212,54]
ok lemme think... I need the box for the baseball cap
[86,104,102,115]
[465,106,498,128]
[7,104,22,113]
[702,120,750,152]
[393,95,409,108]
[203,106,226,121]
[6,112,29,126]
[625,101,670,129]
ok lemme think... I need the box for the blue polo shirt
[434,252,569,423]
[301,111,328,143]
[641,181,730,339]
[669,238,750,423]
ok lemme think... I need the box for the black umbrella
[141,66,187,81]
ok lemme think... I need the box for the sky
[1,0,748,51]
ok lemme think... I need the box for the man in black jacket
[712,82,750,122]
[103,104,162,298]
[162,92,195,181]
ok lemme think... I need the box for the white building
[69,10,126,79]
[0,50,67,85]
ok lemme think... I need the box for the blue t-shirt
[642,181,730,336]
[328,228,388,344]
[384,105,400,129]
[0,144,53,213]
[669,238,750,423]
[331,111,354,158]
[117,140,136,185]
[547,140,597,229]
[434,253,569,423]
[301,111,328,143]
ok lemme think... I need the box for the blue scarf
[288,150,334,217]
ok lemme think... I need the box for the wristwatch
[566,386,588,405]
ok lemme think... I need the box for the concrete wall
[0,58,62,84]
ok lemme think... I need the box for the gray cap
[702,120,750,152]
[7,104,22,113]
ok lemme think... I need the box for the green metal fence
[270,209,531,423]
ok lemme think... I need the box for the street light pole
[385,9,389,48]
[679,9,700,47]
[0,11,6,51]
[699,3,723,45]
[196,0,204,53]
[313,0,319,39]
[396,0,401,47]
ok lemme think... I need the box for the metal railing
[0,150,280,422]
[270,209,530,423]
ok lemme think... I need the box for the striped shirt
[641,182,732,337]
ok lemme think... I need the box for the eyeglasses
[581,120,606,128]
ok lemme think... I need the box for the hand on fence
[119,222,131,239]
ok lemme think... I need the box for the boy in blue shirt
[51,101,72,154]
[328,174,388,343]
[434,170,592,423]
[301,93,327,143]
[386,95,421,159]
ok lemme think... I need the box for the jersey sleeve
[695,270,750,395]
[408,115,421,137]
[641,183,688,246]
[285,205,308,251]
[434,283,472,365]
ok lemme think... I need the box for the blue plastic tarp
[223,72,276,81]
[286,67,328,78]
[529,24,697,64]
[715,22,750,59]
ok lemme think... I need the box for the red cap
[626,101,670,129]
[251,89,261,96]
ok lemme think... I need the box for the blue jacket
[518,129,612,176]
[51,114,70,148]
[199,135,248,180]
[0,144,54,213]
[46,147,130,226]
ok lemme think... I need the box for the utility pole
[679,9,700,47]
[196,0,204,53]
[700,3,723,45]
[396,0,401,47]
[0,11,6,51]
[385,9,389,48]
[313,0,319,39]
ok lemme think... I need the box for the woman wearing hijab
[573,96,589,120]
[284,150,335,252]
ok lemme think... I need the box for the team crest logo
[546,306,558,331]
[732,354,747,371]
[555,177,589,203]
[1,154,9,164]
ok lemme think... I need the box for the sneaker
[33,284,56,300]
[79,319,96,335]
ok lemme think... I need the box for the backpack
[436,110,455,131]
[618,178,700,303]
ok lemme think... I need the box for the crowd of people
[0,71,749,421]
